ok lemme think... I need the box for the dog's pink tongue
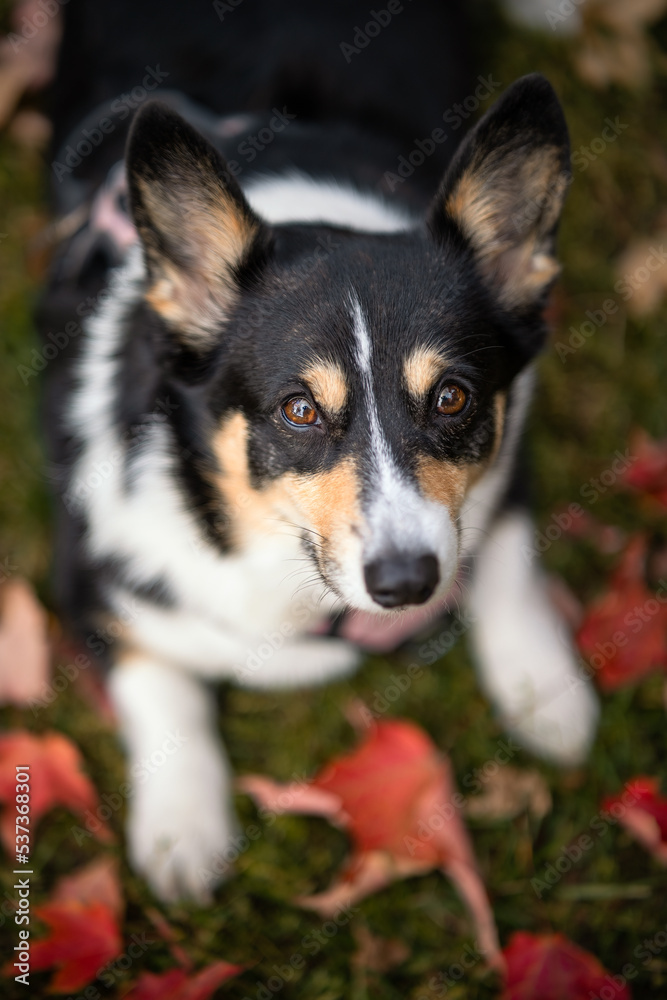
[339,598,449,653]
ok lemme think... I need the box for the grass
[1,5,667,998]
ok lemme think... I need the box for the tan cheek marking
[287,458,361,543]
[212,411,284,544]
[403,346,448,398]
[417,391,508,505]
[488,391,507,467]
[417,458,471,513]
[212,413,362,559]
[301,360,349,414]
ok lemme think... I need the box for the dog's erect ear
[429,74,570,313]
[127,101,270,347]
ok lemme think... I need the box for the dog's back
[49,0,471,184]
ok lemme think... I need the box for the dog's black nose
[364,554,440,608]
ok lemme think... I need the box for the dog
[40,0,599,902]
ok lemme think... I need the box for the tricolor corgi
[40,0,598,901]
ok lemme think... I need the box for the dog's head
[126,74,569,614]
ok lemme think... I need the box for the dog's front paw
[126,739,238,903]
[235,636,361,689]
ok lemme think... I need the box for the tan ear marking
[403,346,448,398]
[138,175,259,343]
[445,146,568,309]
[301,359,349,414]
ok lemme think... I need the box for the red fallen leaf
[0,730,113,852]
[618,431,667,509]
[576,536,667,690]
[501,932,632,1000]
[4,900,122,993]
[239,712,502,970]
[122,961,243,1000]
[0,578,50,707]
[603,777,667,865]
[52,856,124,917]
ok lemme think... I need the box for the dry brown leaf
[591,0,667,30]
[8,108,52,149]
[0,0,62,129]
[615,234,667,317]
[0,577,50,706]
[52,856,124,918]
[574,0,667,89]
[465,767,552,823]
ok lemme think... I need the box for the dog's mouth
[301,530,454,620]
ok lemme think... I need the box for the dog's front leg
[467,509,599,767]
[234,636,360,690]
[109,652,237,903]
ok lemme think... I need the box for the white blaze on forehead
[351,296,398,504]
[348,295,458,585]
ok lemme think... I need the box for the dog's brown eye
[282,397,320,426]
[437,384,467,415]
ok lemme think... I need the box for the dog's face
[127,75,570,614]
